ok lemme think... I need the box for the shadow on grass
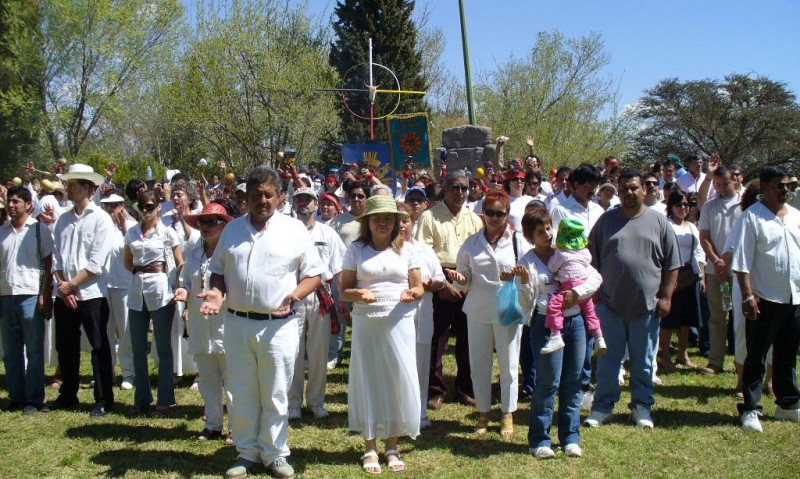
[657,383,733,400]
[92,447,235,478]
[412,419,522,457]
[66,422,195,442]
[652,408,736,429]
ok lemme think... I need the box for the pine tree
[329,0,428,143]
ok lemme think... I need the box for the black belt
[227,308,295,320]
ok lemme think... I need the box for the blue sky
[299,0,799,108]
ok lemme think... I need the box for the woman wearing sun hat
[340,195,424,474]
[174,202,235,443]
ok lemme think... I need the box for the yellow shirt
[415,201,483,268]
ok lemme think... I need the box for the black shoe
[90,405,108,418]
[48,396,79,411]
[2,402,24,412]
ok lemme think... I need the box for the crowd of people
[0,140,799,478]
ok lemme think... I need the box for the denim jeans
[592,303,659,414]
[518,324,536,394]
[129,301,176,407]
[528,313,585,449]
[0,295,45,407]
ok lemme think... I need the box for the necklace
[484,228,501,245]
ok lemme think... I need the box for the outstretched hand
[198,289,223,316]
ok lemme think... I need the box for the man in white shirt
[698,165,742,376]
[676,155,706,193]
[643,173,667,215]
[732,166,800,433]
[546,166,572,213]
[287,187,345,421]
[199,166,323,479]
[49,164,115,418]
[0,187,54,414]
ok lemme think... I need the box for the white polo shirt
[53,202,114,300]
[0,217,54,296]
[209,212,324,314]
[309,221,346,282]
[731,202,800,305]
[550,194,604,237]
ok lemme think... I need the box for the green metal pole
[458,0,476,125]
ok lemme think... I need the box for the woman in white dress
[340,195,424,474]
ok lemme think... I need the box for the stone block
[442,125,493,149]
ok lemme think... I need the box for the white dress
[344,241,421,440]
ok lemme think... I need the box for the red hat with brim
[184,202,234,229]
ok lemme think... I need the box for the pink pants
[546,277,602,339]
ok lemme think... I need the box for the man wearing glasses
[643,173,667,215]
[416,171,483,409]
[404,186,428,237]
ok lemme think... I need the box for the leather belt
[133,262,165,274]
[227,308,295,320]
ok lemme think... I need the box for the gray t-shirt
[588,207,680,319]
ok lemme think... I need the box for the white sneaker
[583,410,612,427]
[540,335,565,354]
[580,391,594,411]
[120,378,134,390]
[287,407,302,420]
[326,358,338,371]
[631,405,654,429]
[531,446,555,459]
[310,406,329,419]
[774,406,800,423]
[564,443,582,458]
[741,410,763,432]
[593,337,607,357]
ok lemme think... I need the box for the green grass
[1,339,799,478]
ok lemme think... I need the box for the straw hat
[356,195,409,222]
[58,164,105,186]
[184,202,234,229]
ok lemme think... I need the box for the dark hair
[685,154,700,165]
[6,186,32,203]
[425,182,441,202]
[666,190,689,218]
[712,165,732,178]
[136,191,159,210]
[469,177,481,187]
[521,208,552,239]
[171,172,190,183]
[759,165,789,187]
[556,166,573,179]
[619,168,643,183]
[125,179,146,201]
[525,170,543,184]
[245,166,280,193]
[570,163,601,186]
[346,180,370,197]
[212,198,237,216]
[741,180,760,211]
[525,199,547,212]
[643,171,658,182]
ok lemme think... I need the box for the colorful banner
[387,113,431,172]
[340,143,395,191]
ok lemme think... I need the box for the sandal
[384,449,405,473]
[500,415,514,438]
[475,414,490,435]
[196,428,222,441]
[677,358,698,369]
[361,450,381,474]
[225,433,234,446]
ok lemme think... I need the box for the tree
[329,0,428,143]
[475,31,633,167]
[7,0,183,161]
[632,74,800,176]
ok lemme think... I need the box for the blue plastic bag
[497,279,523,326]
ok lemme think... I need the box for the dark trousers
[518,324,537,393]
[428,292,473,399]
[54,297,114,408]
[738,300,800,414]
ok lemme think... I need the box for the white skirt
[348,313,420,440]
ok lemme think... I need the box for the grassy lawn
[1,338,799,478]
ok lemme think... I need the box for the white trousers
[224,311,299,464]
[467,316,522,413]
[288,294,331,409]
[194,352,232,431]
[107,287,134,378]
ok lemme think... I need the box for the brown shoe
[456,393,476,406]
[427,396,444,410]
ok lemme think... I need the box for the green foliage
[329,0,429,143]
[632,74,800,176]
[475,31,634,167]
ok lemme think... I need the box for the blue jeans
[129,301,175,407]
[0,295,45,407]
[528,313,585,449]
[592,303,659,414]
[518,324,536,394]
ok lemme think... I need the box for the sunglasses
[484,209,507,218]
[775,182,791,190]
[448,185,469,192]
[198,218,226,227]
[349,193,366,200]
[644,181,659,187]
[138,203,157,212]
[509,177,525,183]
[489,180,503,185]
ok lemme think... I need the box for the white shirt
[509,194,535,232]
[677,172,709,195]
[105,218,138,289]
[698,194,742,274]
[329,211,361,247]
[125,222,181,311]
[34,194,64,219]
[669,218,705,275]
[53,202,114,300]
[182,239,225,354]
[731,202,800,304]
[646,201,667,215]
[455,227,531,324]
[209,213,324,314]
[309,220,346,282]
[550,194,604,237]
[0,217,54,296]
[546,191,568,213]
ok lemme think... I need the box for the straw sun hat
[356,195,409,222]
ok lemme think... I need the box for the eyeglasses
[138,203,157,212]
[448,185,469,192]
[775,182,791,190]
[198,218,225,227]
[483,209,507,218]
[528,181,540,186]
[489,179,502,185]
[405,197,425,204]
[676,202,690,208]
[349,193,366,200]
[644,181,659,187]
